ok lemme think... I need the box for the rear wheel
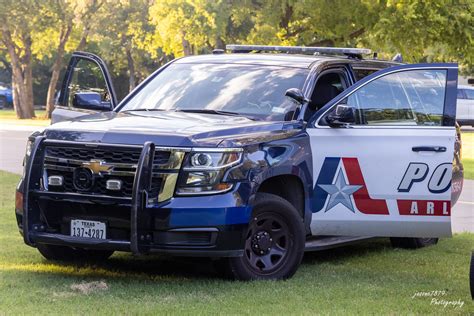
[222,193,305,280]
[37,243,114,262]
[390,237,438,249]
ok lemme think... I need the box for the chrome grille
[42,143,184,202]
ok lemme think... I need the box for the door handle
[412,146,447,153]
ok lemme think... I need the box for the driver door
[307,63,458,238]
[52,52,117,124]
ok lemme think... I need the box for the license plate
[70,219,106,239]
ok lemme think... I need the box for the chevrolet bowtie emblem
[82,159,113,174]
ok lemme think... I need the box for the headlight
[176,149,243,195]
[23,140,34,168]
[25,140,33,158]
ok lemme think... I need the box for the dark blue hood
[44,111,303,147]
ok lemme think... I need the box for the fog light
[47,175,63,186]
[106,179,122,191]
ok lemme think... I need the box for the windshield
[120,63,308,121]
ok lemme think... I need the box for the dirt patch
[70,280,109,295]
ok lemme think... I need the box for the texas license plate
[70,219,106,239]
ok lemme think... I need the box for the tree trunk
[123,37,136,92]
[22,34,35,118]
[45,22,73,118]
[1,26,35,119]
[181,31,192,56]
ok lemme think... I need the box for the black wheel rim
[243,212,291,274]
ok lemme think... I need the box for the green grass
[463,158,474,180]
[0,109,49,127]
[0,109,47,119]
[461,131,474,180]
[0,171,472,315]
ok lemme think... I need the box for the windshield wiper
[121,108,166,112]
[175,109,254,119]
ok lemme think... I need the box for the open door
[307,63,458,238]
[52,51,117,124]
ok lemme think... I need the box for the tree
[367,0,474,70]
[41,0,74,118]
[0,0,44,118]
[42,0,104,118]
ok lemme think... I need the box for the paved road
[0,126,472,233]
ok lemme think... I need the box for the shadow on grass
[34,238,393,281]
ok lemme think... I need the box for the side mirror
[285,88,309,105]
[327,104,355,127]
[72,92,112,111]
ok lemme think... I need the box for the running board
[304,236,374,252]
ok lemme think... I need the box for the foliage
[0,0,473,118]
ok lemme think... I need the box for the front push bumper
[18,137,251,257]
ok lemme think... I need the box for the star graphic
[318,169,362,212]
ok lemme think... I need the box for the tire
[0,96,6,109]
[222,193,305,280]
[36,243,114,262]
[390,237,438,249]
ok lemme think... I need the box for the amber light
[215,183,232,191]
[15,191,24,213]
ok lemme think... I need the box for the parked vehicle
[457,84,474,126]
[16,45,463,280]
[0,83,13,109]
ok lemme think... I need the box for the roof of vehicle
[174,53,399,70]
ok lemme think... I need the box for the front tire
[390,237,438,249]
[36,243,114,262]
[223,193,305,280]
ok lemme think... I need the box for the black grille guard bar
[23,136,46,246]
[131,141,155,254]
[24,138,156,255]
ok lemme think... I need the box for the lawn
[461,131,474,180]
[0,171,472,315]
[0,109,50,126]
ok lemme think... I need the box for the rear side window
[344,69,447,126]
[464,89,474,100]
[457,89,465,99]
[352,68,379,81]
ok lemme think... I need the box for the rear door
[307,64,458,237]
[52,51,117,124]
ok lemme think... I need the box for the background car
[0,83,13,109]
[457,84,474,126]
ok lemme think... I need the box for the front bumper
[17,138,251,257]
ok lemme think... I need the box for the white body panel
[308,126,455,237]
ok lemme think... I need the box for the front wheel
[390,237,438,249]
[36,243,114,262]
[223,193,305,280]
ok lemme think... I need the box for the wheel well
[257,175,305,218]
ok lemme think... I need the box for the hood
[44,111,303,147]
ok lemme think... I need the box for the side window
[457,89,465,99]
[344,69,447,126]
[67,58,110,108]
[464,89,474,100]
[305,71,347,121]
[352,68,379,81]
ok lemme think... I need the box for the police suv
[16,45,464,280]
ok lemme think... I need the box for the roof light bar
[226,44,372,56]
